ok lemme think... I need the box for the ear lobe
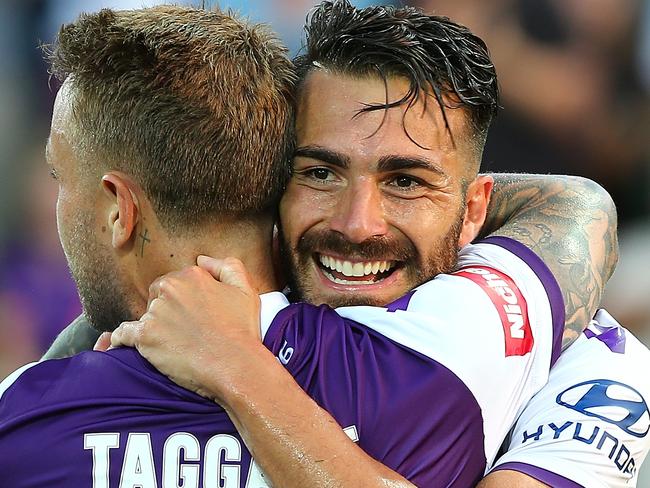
[458,175,494,248]
[101,173,139,249]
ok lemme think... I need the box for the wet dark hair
[294,0,499,152]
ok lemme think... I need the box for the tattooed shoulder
[481,174,618,349]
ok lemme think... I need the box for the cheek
[384,198,458,251]
[280,183,332,242]
[55,186,84,254]
[55,190,69,247]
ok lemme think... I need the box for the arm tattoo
[41,314,102,360]
[479,174,618,349]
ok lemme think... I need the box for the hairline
[296,66,485,176]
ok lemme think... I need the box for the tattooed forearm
[479,174,618,349]
[41,314,102,360]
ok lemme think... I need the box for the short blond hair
[48,6,296,229]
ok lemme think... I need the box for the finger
[147,275,165,307]
[93,332,112,352]
[196,255,224,279]
[197,255,256,294]
[147,271,182,309]
[111,320,145,348]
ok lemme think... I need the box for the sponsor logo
[556,380,650,438]
[453,266,533,356]
[522,421,637,477]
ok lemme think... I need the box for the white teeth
[322,270,379,285]
[318,254,395,278]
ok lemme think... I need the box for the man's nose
[329,181,388,243]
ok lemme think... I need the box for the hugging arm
[479,173,618,348]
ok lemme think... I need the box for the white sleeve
[336,237,565,464]
[490,312,650,488]
[258,291,291,339]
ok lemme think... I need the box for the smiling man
[0,5,566,487]
[280,70,491,308]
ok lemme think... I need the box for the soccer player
[106,2,650,487]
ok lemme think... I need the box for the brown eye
[389,175,420,189]
[307,168,334,181]
[394,176,414,187]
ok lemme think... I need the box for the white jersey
[261,236,565,470]
[490,309,650,487]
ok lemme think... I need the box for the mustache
[296,230,417,262]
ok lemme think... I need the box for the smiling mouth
[315,253,400,285]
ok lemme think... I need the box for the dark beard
[62,212,135,332]
[278,215,463,307]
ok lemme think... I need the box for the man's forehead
[45,136,52,162]
[296,70,471,161]
[51,79,76,134]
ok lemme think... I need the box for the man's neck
[128,218,279,317]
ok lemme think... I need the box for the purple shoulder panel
[584,324,626,354]
[2,304,490,487]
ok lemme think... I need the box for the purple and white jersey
[490,309,650,487]
[0,237,564,487]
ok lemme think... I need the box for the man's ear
[101,173,139,249]
[458,175,494,248]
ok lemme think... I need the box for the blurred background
[0,0,648,482]
[0,0,648,371]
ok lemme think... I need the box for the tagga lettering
[84,432,267,488]
[84,426,359,488]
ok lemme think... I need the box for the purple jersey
[0,314,484,487]
[0,238,564,487]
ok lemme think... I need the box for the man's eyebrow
[294,145,350,169]
[377,155,448,178]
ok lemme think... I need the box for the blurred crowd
[0,0,648,375]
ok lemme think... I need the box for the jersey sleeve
[489,311,650,488]
[337,237,564,463]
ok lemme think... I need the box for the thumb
[197,255,256,295]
